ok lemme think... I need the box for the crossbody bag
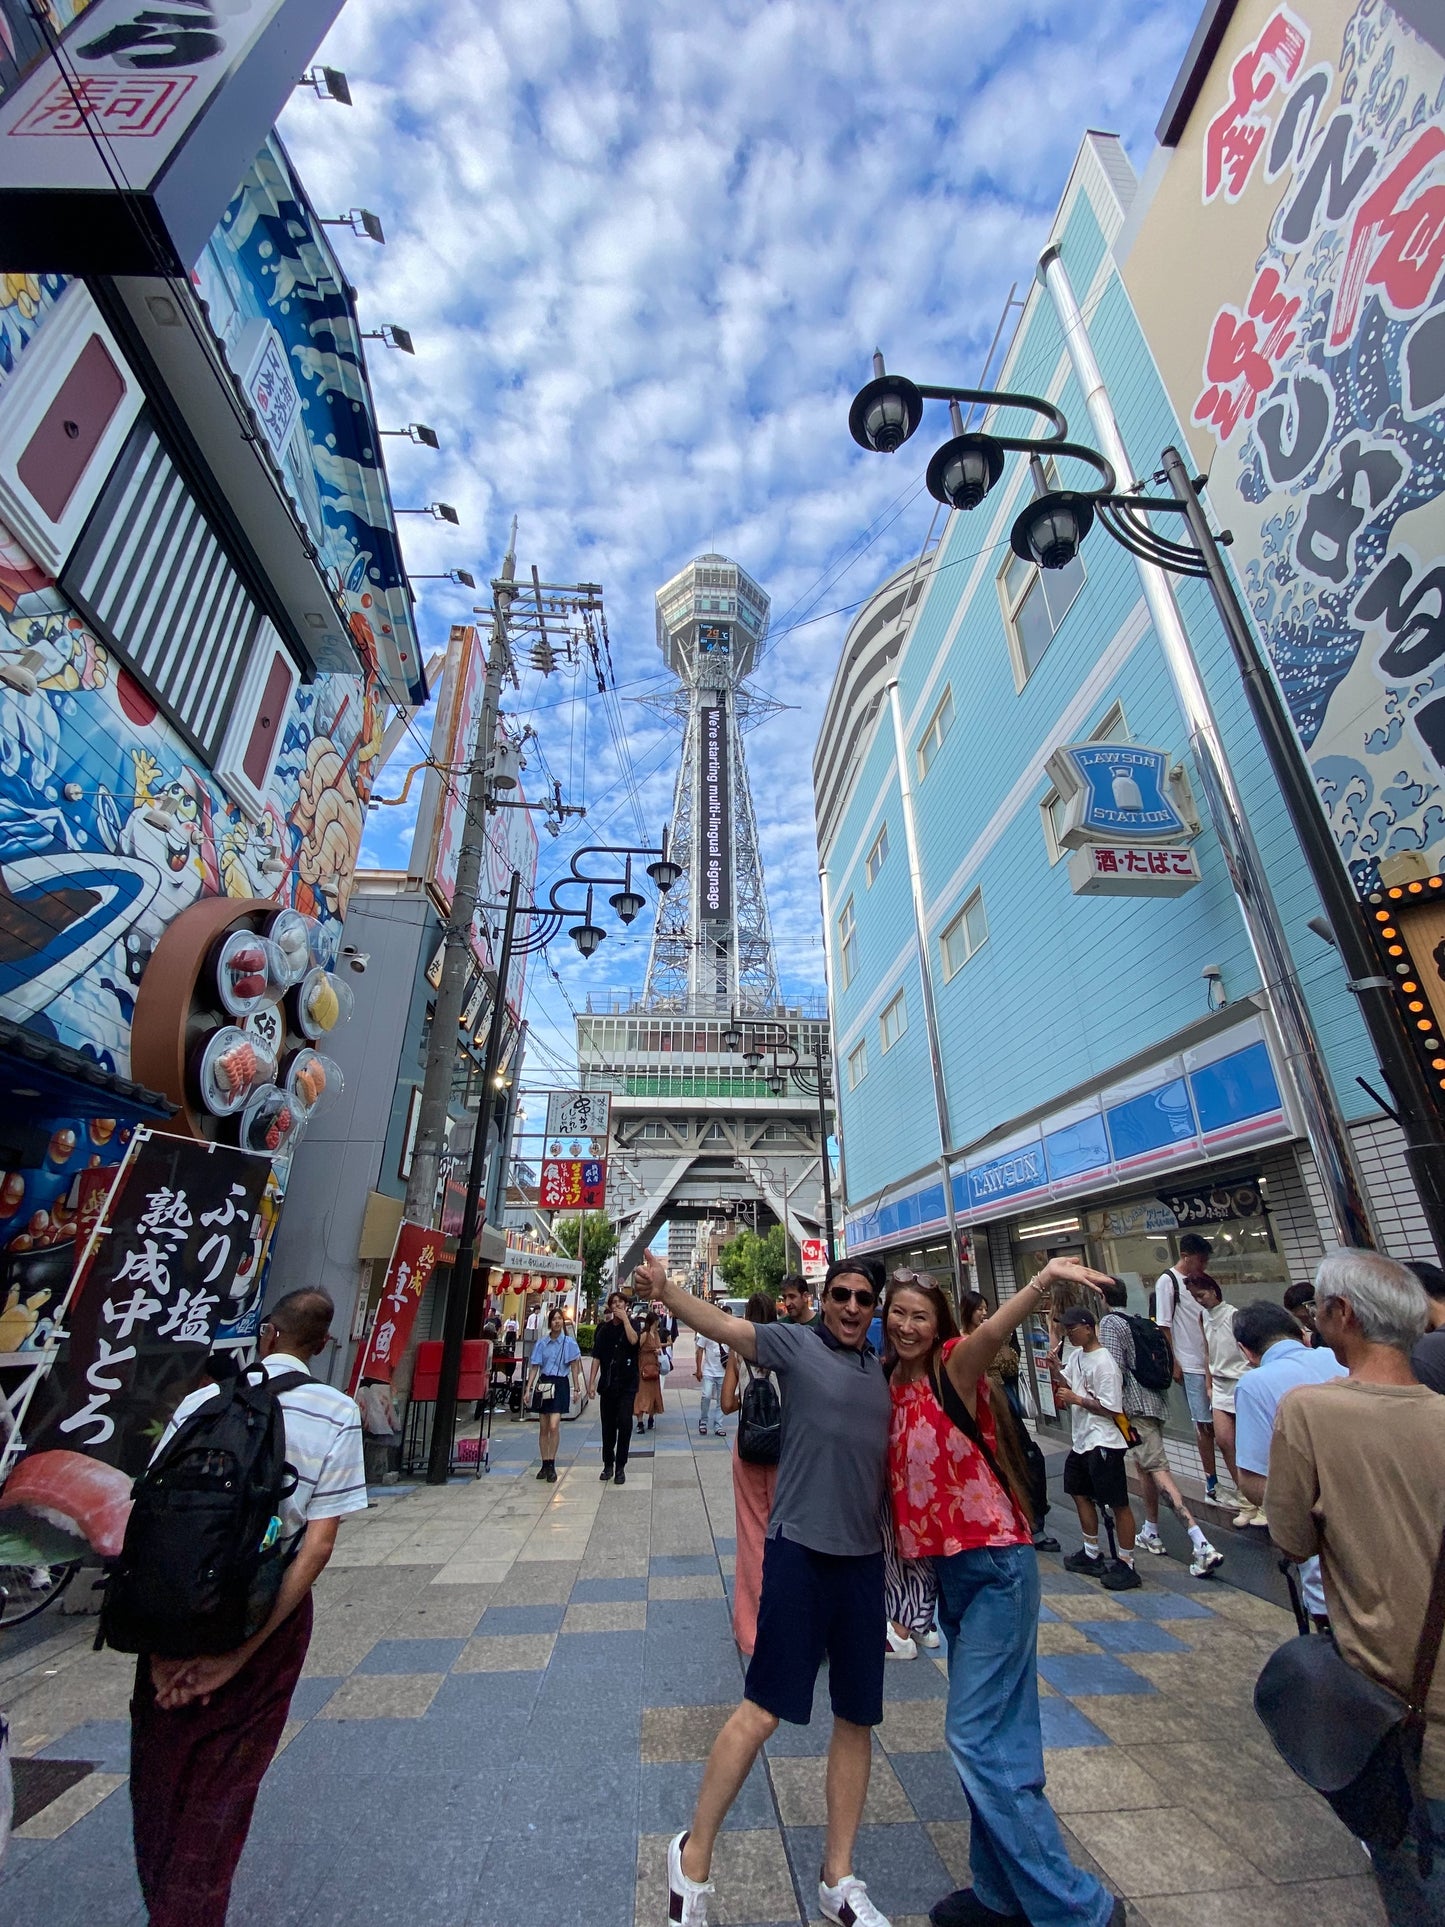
[929,1361,1045,1527]
[1254,1520,1445,1870]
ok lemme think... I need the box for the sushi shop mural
[1122,0,1445,885]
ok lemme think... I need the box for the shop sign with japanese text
[351,1220,440,1388]
[1067,843,1201,897]
[1121,1,1445,893]
[0,0,345,273]
[543,1090,611,1138]
[23,1130,270,1474]
[800,1236,828,1283]
[539,1158,608,1211]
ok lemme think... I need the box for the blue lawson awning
[845,1010,1290,1253]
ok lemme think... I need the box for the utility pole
[392,528,519,1414]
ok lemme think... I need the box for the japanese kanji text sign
[543,1090,611,1138]
[0,0,346,273]
[24,1131,270,1474]
[1067,844,1201,898]
[351,1220,440,1388]
[1121,2,1445,889]
[800,1237,828,1283]
[539,1159,608,1212]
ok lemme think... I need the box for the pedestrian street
[0,1381,1388,1927]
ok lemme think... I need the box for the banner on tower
[700,703,732,919]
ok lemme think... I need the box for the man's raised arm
[636,1250,758,1364]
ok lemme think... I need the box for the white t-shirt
[1155,1268,1208,1374]
[1200,1298,1248,1394]
[1062,1346,1126,1454]
[695,1334,725,1376]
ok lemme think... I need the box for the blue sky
[279,0,1196,1079]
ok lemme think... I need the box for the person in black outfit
[588,1291,641,1483]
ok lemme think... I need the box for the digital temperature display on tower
[700,702,732,920]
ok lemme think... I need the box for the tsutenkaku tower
[642,554,780,1012]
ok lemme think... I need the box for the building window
[1092,701,1128,742]
[838,897,858,989]
[866,823,889,886]
[940,890,988,979]
[847,1040,868,1089]
[879,990,908,1053]
[998,478,1086,686]
[917,687,954,779]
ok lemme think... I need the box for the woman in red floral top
[886,1256,1123,1927]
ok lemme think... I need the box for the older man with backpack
[1096,1276,1224,1578]
[104,1287,367,1927]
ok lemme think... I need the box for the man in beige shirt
[1266,1249,1445,1923]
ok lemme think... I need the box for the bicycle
[0,1558,80,1628]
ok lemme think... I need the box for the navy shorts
[744,1533,885,1727]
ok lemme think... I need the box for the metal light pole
[427,868,523,1484]
[849,300,1377,1254]
[1157,445,1445,1262]
[392,534,518,1413]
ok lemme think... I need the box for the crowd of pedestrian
[50,1234,1445,1927]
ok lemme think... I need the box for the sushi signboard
[0,1129,272,1562]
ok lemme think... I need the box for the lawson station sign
[1045,740,1200,899]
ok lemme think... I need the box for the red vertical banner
[350,1220,441,1390]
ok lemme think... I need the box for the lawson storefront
[843,1006,1316,1414]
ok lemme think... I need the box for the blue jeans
[699,1373,725,1430]
[936,1544,1113,1927]
[1369,1798,1445,1925]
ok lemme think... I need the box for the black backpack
[99,1366,308,1658]
[737,1364,781,1466]
[1121,1313,1174,1393]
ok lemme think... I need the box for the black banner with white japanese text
[21,1131,271,1477]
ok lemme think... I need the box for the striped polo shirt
[155,1351,368,1544]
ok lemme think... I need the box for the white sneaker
[1190,1541,1225,1577]
[1135,1526,1168,1556]
[885,1624,917,1660]
[920,1627,941,1649]
[820,1871,891,1927]
[667,1831,713,1927]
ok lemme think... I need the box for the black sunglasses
[826,1285,877,1308]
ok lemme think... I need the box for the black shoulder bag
[1254,1521,1445,1871]
[929,1362,1046,1528]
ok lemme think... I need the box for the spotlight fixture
[321,208,384,244]
[1011,491,1094,570]
[608,858,645,927]
[382,423,440,448]
[848,350,923,454]
[397,503,460,525]
[568,886,606,959]
[299,65,352,104]
[410,570,477,589]
[361,325,415,354]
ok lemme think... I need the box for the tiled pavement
[0,1387,1386,1927]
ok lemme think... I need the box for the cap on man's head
[1061,1305,1096,1330]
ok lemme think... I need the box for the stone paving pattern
[0,1385,1386,1927]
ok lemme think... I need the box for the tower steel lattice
[642,554,780,1013]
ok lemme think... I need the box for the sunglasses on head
[826,1284,877,1308]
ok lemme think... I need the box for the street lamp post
[849,331,1390,1256]
[424,840,682,1485]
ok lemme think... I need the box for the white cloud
[286,0,1193,1070]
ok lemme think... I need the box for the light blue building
[814,135,1432,1374]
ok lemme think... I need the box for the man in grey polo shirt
[643,1250,894,1927]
